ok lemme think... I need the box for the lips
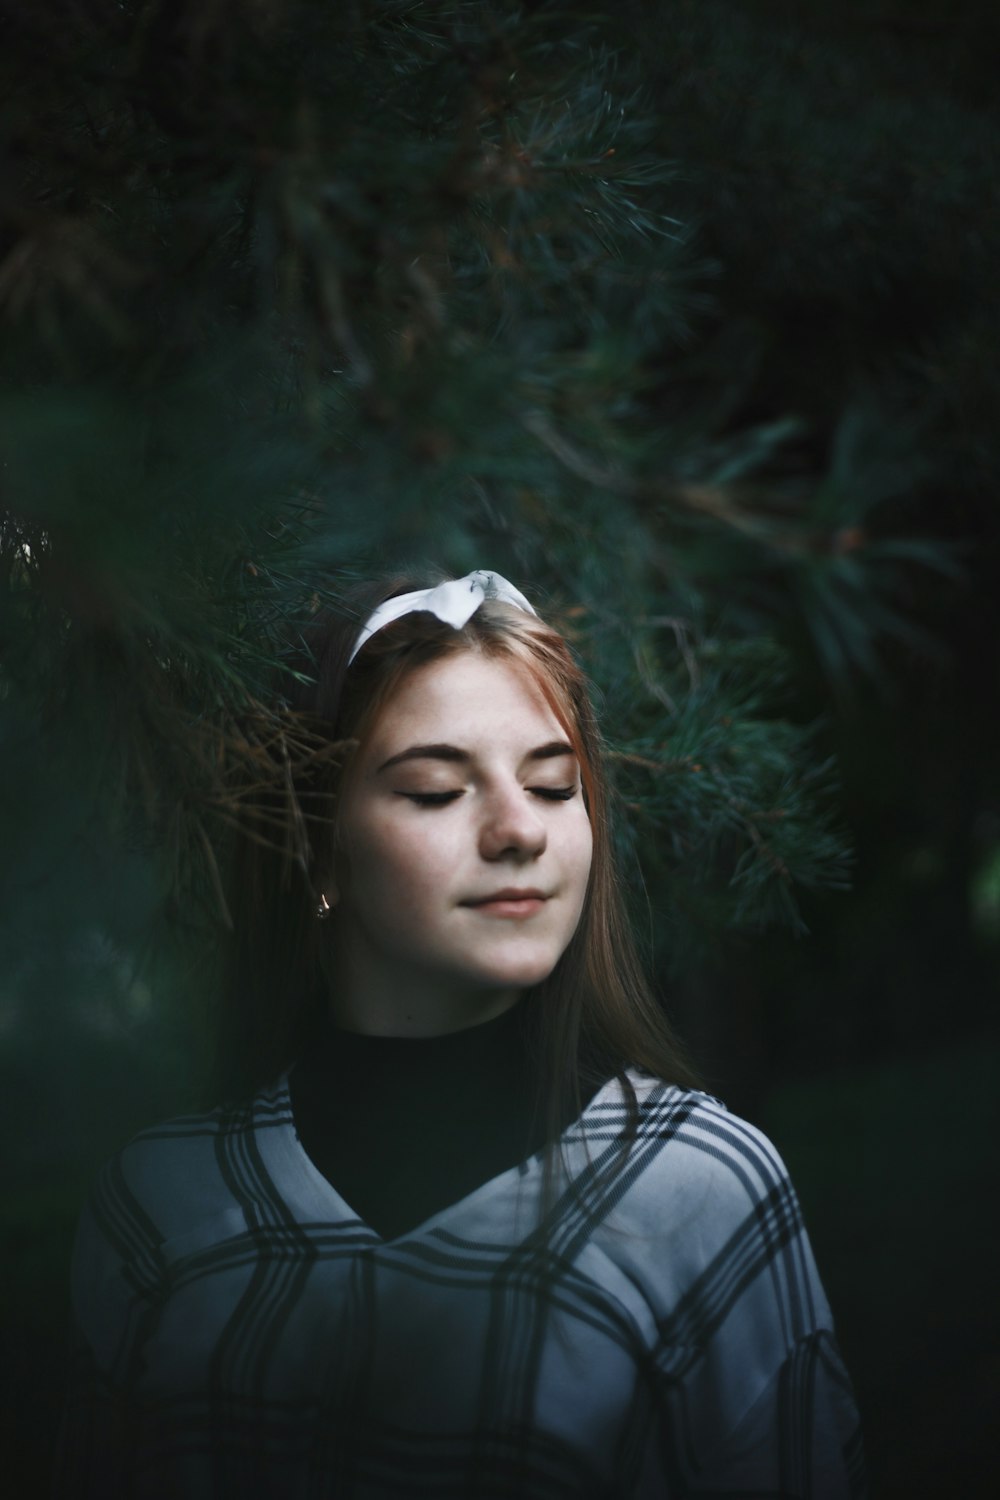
[463,888,549,917]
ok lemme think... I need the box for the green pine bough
[0,0,957,1049]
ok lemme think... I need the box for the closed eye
[397,786,578,807]
[397,791,463,806]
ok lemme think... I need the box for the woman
[59,570,866,1498]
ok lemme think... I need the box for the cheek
[339,817,442,904]
[571,815,595,889]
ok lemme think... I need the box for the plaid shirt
[58,1074,866,1498]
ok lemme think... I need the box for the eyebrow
[377,740,576,773]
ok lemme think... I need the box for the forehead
[365,651,566,751]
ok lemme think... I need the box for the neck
[324,945,522,1038]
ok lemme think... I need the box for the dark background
[2,3,999,1496]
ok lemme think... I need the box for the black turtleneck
[289,1000,553,1242]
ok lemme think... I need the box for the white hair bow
[348,569,537,664]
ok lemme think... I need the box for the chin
[470,956,560,990]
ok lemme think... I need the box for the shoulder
[586,1083,863,1494]
[96,1099,240,1232]
[643,1077,793,1196]
[581,1076,830,1331]
[75,1079,291,1278]
[71,1079,301,1377]
[591,1073,795,1214]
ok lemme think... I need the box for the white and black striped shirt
[58,1073,866,1497]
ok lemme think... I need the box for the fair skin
[321,651,594,1037]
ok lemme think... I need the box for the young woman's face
[325,651,594,1035]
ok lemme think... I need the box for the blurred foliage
[2,0,918,1055]
[3,1,999,1494]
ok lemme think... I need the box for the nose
[478,782,547,862]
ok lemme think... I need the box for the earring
[317,893,331,920]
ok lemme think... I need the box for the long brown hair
[216,573,698,1149]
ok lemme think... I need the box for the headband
[348,569,537,664]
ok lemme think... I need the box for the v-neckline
[271,1069,626,1249]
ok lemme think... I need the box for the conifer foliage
[2,0,947,1067]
